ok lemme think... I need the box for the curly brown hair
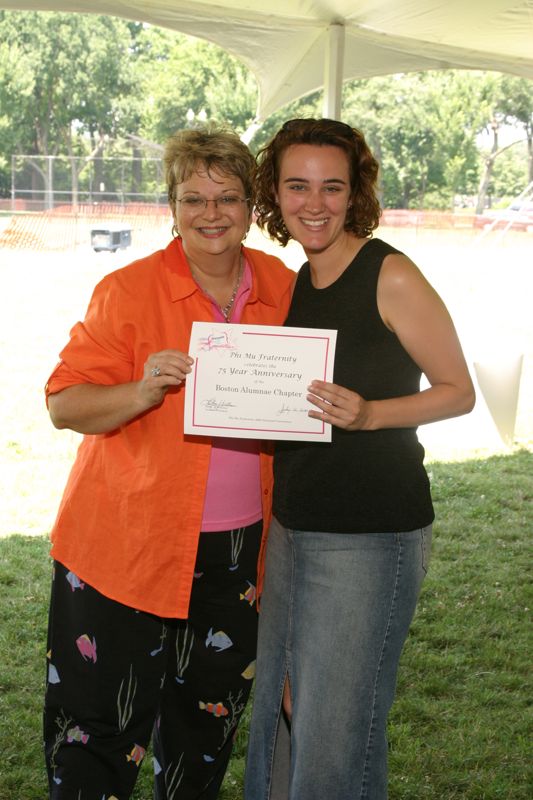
[255,118,381,246]
[164,124,256,210]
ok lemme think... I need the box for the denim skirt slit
[245,516,432,800]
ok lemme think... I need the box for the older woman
[43,126,294,800]
[244,118,475,800]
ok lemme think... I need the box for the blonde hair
[164,125,256,208]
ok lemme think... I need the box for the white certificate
[184,322,337,441]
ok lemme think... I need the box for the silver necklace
[191,256,244,322]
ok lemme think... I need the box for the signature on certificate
[201,398,237,413]
[277,403,310,416]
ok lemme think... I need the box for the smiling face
[275,144,353,257]
[175,165,251,262]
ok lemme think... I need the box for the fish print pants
[43,521,262,800]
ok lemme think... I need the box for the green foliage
[248,90,323,152]
[342,71,495,209]
[127,26,257,141]
[0,10,138,196]
[0,11,136,150]
[499,76,533,138]
[0,9,532,206]
[490,146,531,203]
[0,450,531,799]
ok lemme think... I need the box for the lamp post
[186,108,208,128]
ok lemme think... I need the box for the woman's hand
[48,349,194,435]
[306,253,476,435]
[139,349,194,408]
[307,380,372,430]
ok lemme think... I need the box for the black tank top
[273,238,434,533]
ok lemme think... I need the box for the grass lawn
[1,450,531,799]
[0,228,531,797]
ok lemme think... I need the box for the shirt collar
[162,237,279,307]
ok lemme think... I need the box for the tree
[1,10,530,213]
[249,92,322,153]
[342,72,484,210]
[132,26,257,142]
[499,76,533,185]
[0,11,136,203]
[473,74,533,212]
[491,145,531,201]
[0,33,34,195]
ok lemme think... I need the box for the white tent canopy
[1,1,532,120]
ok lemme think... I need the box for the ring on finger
[151,366,161,377]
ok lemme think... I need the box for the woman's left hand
[307,380,371,430]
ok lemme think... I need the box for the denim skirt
[245,516,432,800]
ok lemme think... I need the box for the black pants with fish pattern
[43,522,262,800]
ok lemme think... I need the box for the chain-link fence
[9,154,166,212]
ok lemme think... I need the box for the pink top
[200,260,262,531]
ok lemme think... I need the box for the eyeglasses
[176,195,250,211]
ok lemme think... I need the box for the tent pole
[241,120,262,144]
[323,23,345,120]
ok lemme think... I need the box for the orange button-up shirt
[45,238,294,617]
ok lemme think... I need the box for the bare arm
[48,349,194,434]
[307,254,475,431]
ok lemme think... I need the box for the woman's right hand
[48,350,194,435]
[139,349,194,407]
